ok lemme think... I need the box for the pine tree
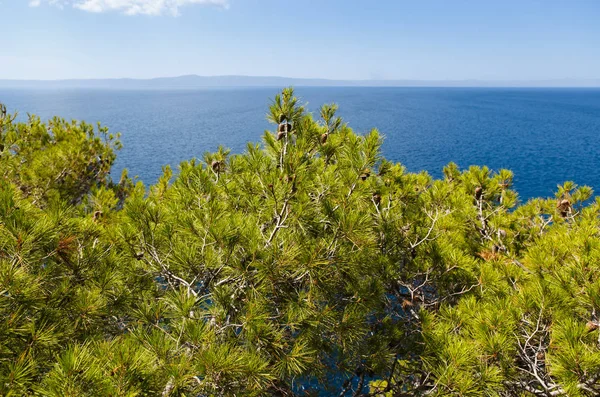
[1,90,599,396]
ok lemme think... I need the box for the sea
[2,87,600,202]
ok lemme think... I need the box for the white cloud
[29,0,229,15]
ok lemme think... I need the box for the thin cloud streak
[29,0,229,15]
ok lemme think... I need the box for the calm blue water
[2,87,600,201]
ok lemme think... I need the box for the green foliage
[0,109,129,207]
[1,91,599,396]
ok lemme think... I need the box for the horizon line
[3,74,600,82]
[2,74,600,88]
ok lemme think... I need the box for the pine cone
[360,169,371,181]
[557,199,571,217]
[586,321,599,332]
[475,186,483,200]
[372,193,381,205]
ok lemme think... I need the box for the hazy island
[2,75,600,89]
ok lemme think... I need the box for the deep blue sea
[2,87,600,201]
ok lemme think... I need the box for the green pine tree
[1,90,599,396]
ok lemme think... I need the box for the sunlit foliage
[0,91,599,396]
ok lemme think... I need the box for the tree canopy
[1,90,599,396]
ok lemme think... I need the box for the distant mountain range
[1,75,600,89]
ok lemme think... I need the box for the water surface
[2,87,599,201]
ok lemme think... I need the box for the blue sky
[2,0,599,80]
